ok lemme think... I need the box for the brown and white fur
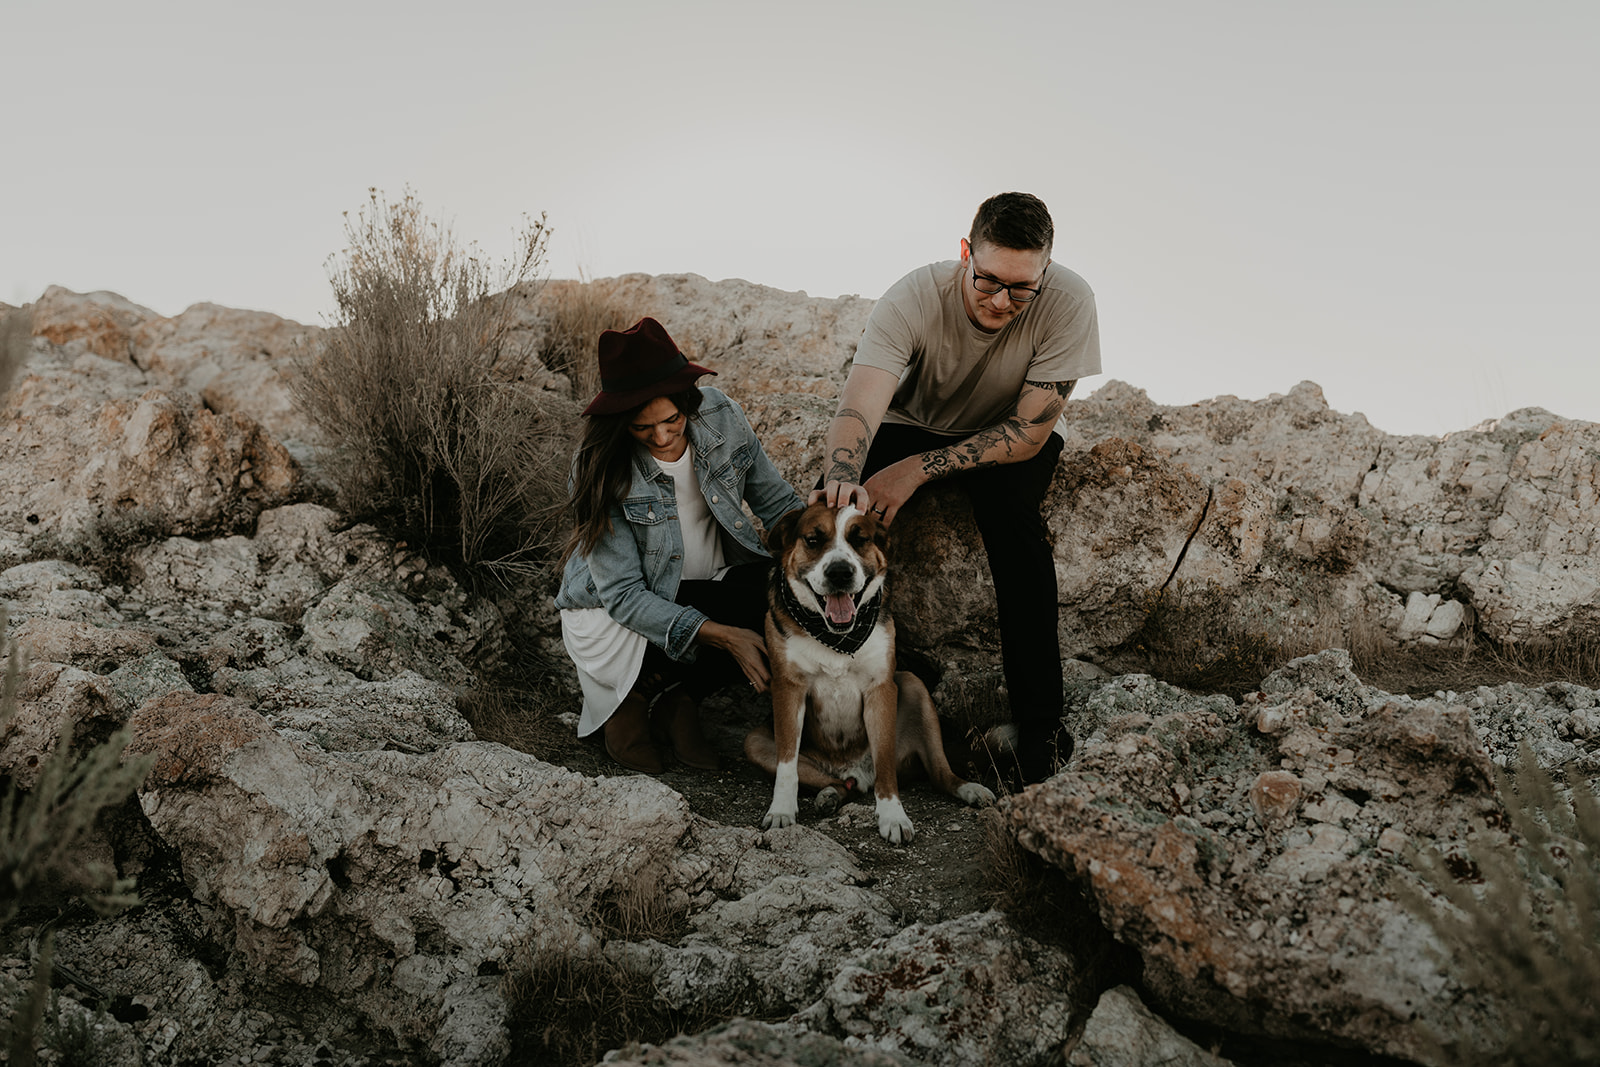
[745,502,994,844]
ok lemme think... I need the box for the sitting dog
[745,502,994,844]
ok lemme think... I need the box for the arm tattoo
[1026,378,1076,402]
[825,406,874,484]
[917,381,1073,481]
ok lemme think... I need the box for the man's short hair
[969,192,1053,255]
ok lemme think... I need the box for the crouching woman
[554,317,802,774]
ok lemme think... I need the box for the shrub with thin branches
[1405,744,1600,1064]
[0,305,30,402]
[293,188,571,581]
[0,608,153,1063]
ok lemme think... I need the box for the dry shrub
[292,188,570,581]
[534,281,651,402]
[0,608,153,1065]
[1405,745,1600,1064]
[1352,630,1600,697]
[0,306,29,401]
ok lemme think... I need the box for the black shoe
[1017,723,1075,786]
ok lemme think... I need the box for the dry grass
[1107,583,1600,699]
[501,863,716,1066]
[533,281,652,402]
[455,682,575,763]
[592,860,689,943]
[976,807,1138,1008]
[1355,633,1600,697]
[292,188,571,582]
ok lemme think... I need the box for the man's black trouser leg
[861,426,1065,763]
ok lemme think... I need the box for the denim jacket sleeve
[579,498,710,662]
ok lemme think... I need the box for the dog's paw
[956,781,996,807]
[761,806,797,831]
[814,786,844,815]
[875,796,914,845]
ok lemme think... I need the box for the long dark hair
[563,386,705,562]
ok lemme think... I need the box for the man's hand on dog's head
[809,480,872,513]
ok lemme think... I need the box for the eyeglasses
[970,260,1044,302]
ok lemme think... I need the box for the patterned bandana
[774,573,883,656]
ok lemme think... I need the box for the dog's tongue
[824,592,856,626]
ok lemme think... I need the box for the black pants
[863,424,1065,737]
[641,560,771,700]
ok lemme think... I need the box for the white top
[561,442,726,736]
[657,445,727,581]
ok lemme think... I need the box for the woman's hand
[696,620,772,693]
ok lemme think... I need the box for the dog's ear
[764,508,803,554]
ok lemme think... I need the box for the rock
[29,285,158,363]
[1005,651,1510,1064]
[795,910,1083,1067]
[1068,985,1235,1067]
[0,375,300,565]
[128,301,318,443]
[9,616,154,670]
[0,661,121,788]
[122,687,918,1064]
[603,1017,914,1066]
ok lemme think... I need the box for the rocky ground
[6,284,1600,1066]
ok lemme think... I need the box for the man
[813,191,1100,784]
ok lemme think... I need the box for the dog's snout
[823,559,856,590]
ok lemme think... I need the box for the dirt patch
[543,686,1018,926]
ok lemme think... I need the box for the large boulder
[1002,651,1566,1064]
[123,687,1011,1064]
[0,369,300,566]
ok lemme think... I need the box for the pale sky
[5,1,1595,437]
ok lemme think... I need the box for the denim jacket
[553,387,803,662]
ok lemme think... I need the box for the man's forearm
[823,407,875,486]
[916,379,1073,482]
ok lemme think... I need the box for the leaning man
[813,191,1101,785]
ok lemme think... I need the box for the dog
[745,501,994,844]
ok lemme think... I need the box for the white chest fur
[785,624,893,751]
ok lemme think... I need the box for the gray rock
[1068,985,1234,1067]
[1005,650,1510,1064]
[797,911,1083,1067]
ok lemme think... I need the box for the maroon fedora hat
[582,317,715,416]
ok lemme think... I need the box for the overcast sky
[5,0,1595,437]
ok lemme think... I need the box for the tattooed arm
[811,364,899,509]
[864,379,1076,524]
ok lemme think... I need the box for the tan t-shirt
[852,259,1101,437]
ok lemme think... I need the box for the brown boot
[655,688,720,771]
[603,689,663,774]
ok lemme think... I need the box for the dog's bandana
[776,576,882,656]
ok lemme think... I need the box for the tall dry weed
[293,189,571,581]
[1405,745,1600,1064]
[0,306,30,402]
[534,281,651,402]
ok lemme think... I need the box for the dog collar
[776,575,881,656]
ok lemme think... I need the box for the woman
[555,317,802,774]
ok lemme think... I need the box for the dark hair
[563,386,706,561]
[969,192,1053,255]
